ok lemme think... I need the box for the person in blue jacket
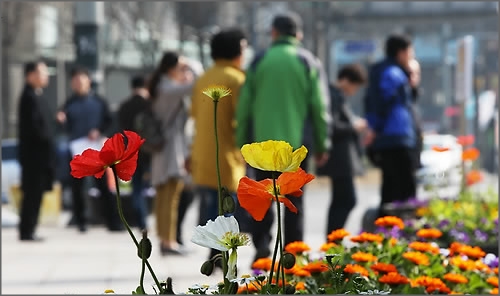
[364,34,417,217]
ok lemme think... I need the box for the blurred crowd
[18,12,425,265]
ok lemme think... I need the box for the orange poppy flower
[350,232,384,244]
[416,228,443,239]
[302,262,329,274]
[351,251,378,262]
[379,272,409,285]
[237,168,314,221]
[403,252,430,266]
[327,229,350,242]
[375,216,405,229]
[490,288,499,295]
[295,282,306,291]
[320,242,337,252]
[432,146,450,152]
[487,277,499,287]
[443,273,468,284]
[293,268,312,277]
[462,147,480,161]
[408,241,440,254]
[284,241,311,255]
[466,170,483,186]
[371,262,398,274]
[343,264,369,277]
[251,257,272,271]
[457,135,475,146]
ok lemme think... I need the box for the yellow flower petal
[241,140,308,172]
[202,85,232,102]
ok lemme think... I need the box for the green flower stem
[111,167,163,293]
[268,173,285,293]
[212,100,230,292]
[140,240,146,294]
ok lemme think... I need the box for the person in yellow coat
[189,28,248,263]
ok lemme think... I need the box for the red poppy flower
[237,168,315,221]
[70,131,145,181]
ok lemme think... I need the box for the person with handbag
[148,52,196,255]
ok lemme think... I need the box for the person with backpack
[117,75,151,232]
[363,35,417,217]
[148,52,196,256]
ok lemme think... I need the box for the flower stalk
[268,173,285,293]
[111,167,163,294]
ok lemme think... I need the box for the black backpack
[133,103,165,154]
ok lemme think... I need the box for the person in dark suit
[117,75,151,231]
[17,60,55,241]
[318,64,368,235]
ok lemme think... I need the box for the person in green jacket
[236,12,332,263]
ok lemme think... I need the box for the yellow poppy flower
[202,85,232,102]
[241,140,308,172]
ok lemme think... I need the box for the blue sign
[343,40,376,54]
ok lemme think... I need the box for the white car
[417,134,464,189]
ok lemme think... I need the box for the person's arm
[235,69,254,148]
[309,59,332,153]
[158,79,195,98]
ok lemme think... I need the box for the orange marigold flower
[237,281,263,294]
[408,241,440,254]
[293,268,312,277]
[327,229,350,242]
[378,272,410,285]
[494,267,498,275]
[411,276,446,288]
[295,282,306,291]
[251,257,272,271]
[344,264,369,277]
[390,237,398,246]
[284,264,300,275]
[320,242,337,252]
[270,278,287,287]
[302,262,329,274]
[432,146,450,152]
[350,232,384,244]
[449,242,465,256]
[487,277,499,287]
[371,262,398,274]
[490,288,499,295]
[462,147,480,161]
[443,273,468,284]
[426,285,451,294]
[416,228,443,239]
[449,256,476,271]
[475,260,490,272]
[466,170,483,186]
[403,251,430,266]
[351,251,378,262]
[449,291,464,295]
[284,241,311,255]
[375,216,405,229]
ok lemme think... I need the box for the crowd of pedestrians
[16,12,422,267]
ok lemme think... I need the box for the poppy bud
[228,282,239,294]
[281,252,296,269]
[200,260,214,276]
[137,231,152,259]
[284,284,296,295]
[257,275,267,281]
[222,194,236,214]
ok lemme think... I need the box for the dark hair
[24,60,45,77]
[70,65,90,78]
[210,28,247,61]
[337,64,367,85]
[385,35,412,59]
[148,51,179,99]
[130,75,146,89]
[272,12,302,37]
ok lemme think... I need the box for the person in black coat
[318,64,368,235]
[17,61,55,241]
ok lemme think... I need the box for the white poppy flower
[191,216,250,280]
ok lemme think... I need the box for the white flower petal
[191,223,229,251]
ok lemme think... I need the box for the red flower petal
[278,197,297,213]
[122,130,145,160]
[277,168,315,196]
[70,149,106,179]
[237,177,273,221]
[99,133,125,165]
[114,151,139,181]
